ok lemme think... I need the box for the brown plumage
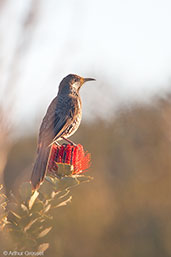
[31,74,95,189]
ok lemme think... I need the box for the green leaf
[55,196,72,208]
[37,243,49,252]
[44,204,51,213]
[56,189,70,199]
[31,200,44,213]
[56,176,79,191]
[73,175,94,184]
[38,227,52,238]
[0,215,9,230]
[38,179,55,200]
[28,190,39,210]
[23,218,45,235]
[9,211,21,220]
[45,176,56,184]
[50,189,71,208]
[56,163,73,176]
[19,182,32,202]
[20,204,29,214]
[24,218,39,232]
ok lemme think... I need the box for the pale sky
[0,0,171,134]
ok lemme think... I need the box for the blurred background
[1,0,171,256]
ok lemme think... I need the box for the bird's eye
[74,78,77,83]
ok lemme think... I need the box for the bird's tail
[31,145,50,190]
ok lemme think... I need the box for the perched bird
[31,74,95,189]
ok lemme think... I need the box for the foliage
[0,185,7,231]
[0,164,92,253]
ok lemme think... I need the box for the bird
[31,74,95,189]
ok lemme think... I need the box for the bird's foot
[61,136,77,146]
[48,140,61,148]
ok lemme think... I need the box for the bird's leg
[61,136,77,146]
[48,140,61,148]
[54,141,61,146]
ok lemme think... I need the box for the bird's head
[58,74,95,95]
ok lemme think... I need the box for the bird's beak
[83,77,96,83]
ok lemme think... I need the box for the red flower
[48,144,91,175]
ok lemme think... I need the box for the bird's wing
[38,96,77,149]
